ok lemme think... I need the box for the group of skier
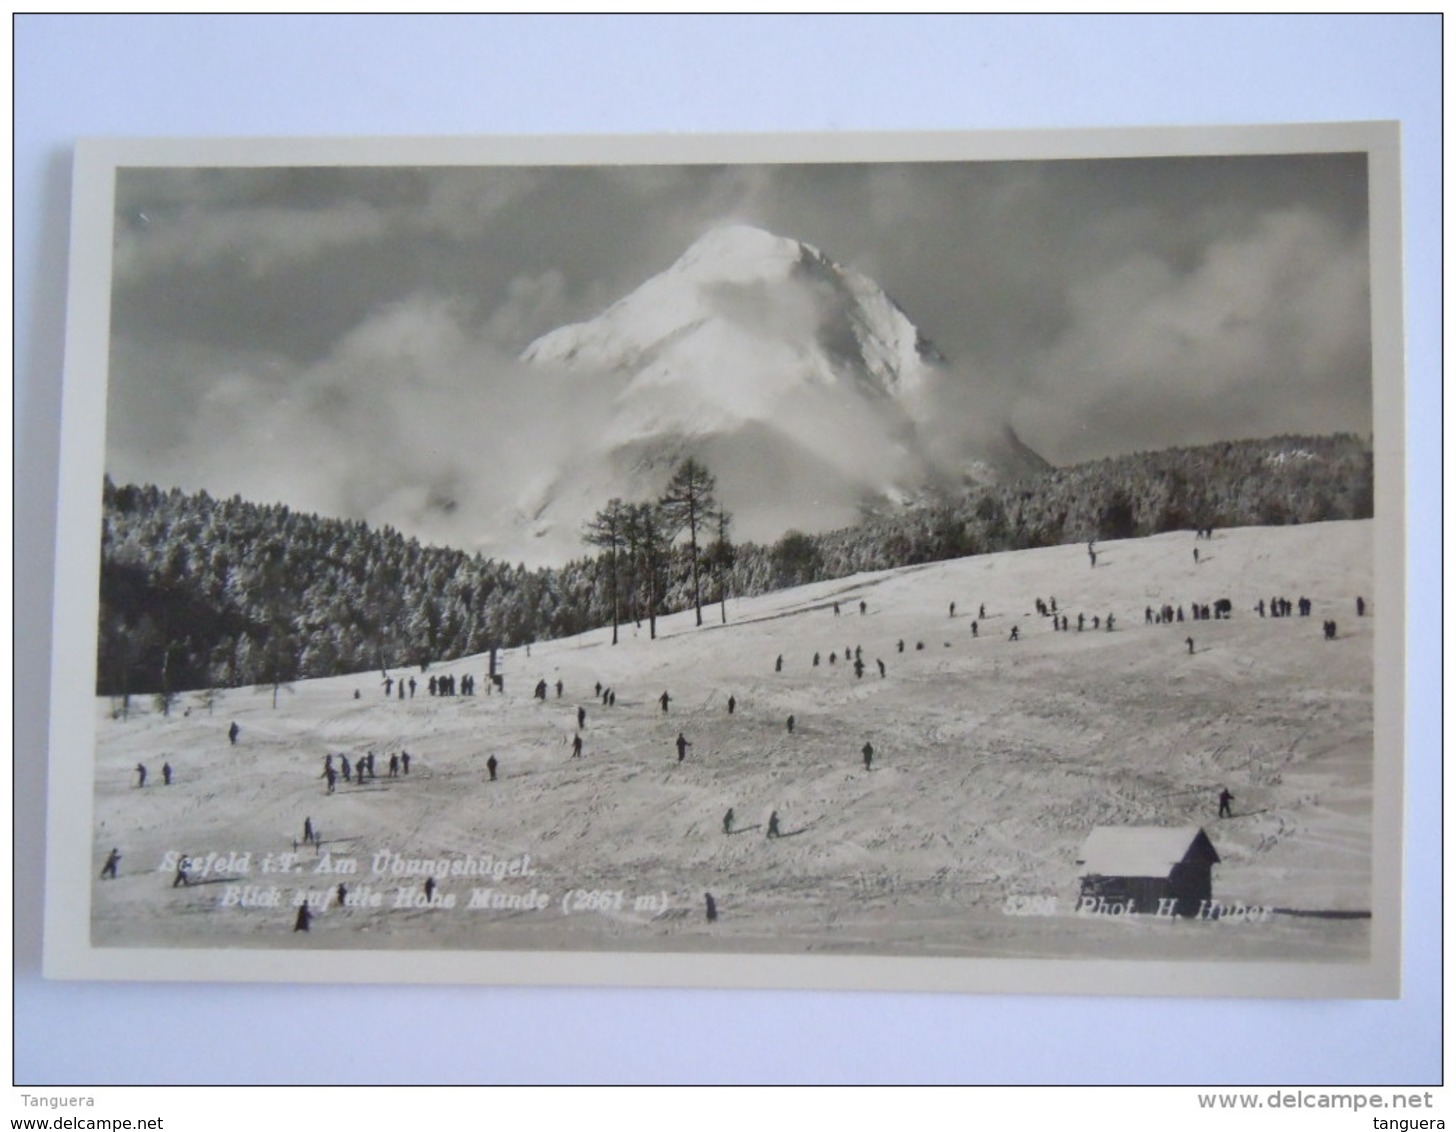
[382,675,417,698]
[319,749,410,793]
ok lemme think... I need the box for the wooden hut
[1076,826,1220,917]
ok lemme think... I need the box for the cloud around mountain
[104,159,1371,562]
[111,222,1048,566]
[508,224,1048,562]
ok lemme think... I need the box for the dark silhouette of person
[813,652,820,667]
[787,715,795,734]
[325,767,336,794]
[172,855,191,888]
[1009,626,1019,641]
[401,751,410,775]
[767,811,781,838]
[294,904,311,932]
[556,680,563,699]
[949,602,956,618]
[971,621,978,638]
[979,603,986,619]
[1106,614,1115,631]
[833,602,840,615]
[898,639,905,652]
[409,677,416,698]
[303,817,316,846]
[705,893,718,923]
[399,681,405,700]
[1218,787,1234,818]
[1186,637,1195,655]
[723,808,734,835]
[596,682,603,696]
[385,676,394,696]
[162,762,172,785]
[727,695,736,715]
[829,651,836,665]
[337,883,348,907]
[854,659,864,679]
[135,763,147,788]
[775,655,783,672]
[877,659,885,678]
[660,691,671,713]
[228,721,240,746]
[608,691,615,707]
[487,754,498,781]
[340,756,351,784]
[859,601,867,615]
[424,877,437,903]
[862,742,874,770]
[578,706,586,729]
[100,848,120,879]
[572,734,583,759]
[676,732,690,762]
[389,753,399,777]
[1357,596,1366,617]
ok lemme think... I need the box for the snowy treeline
[96,434,1370,698]
[98,479,600,699]
[731,433,1373,589]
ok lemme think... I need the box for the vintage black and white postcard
[45,124,1404,995]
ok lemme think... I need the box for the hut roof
[1076,825,1220,876]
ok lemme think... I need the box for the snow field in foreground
[91,521,1374,960]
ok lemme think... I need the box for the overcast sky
[106,149,1373,553]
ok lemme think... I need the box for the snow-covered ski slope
[92,521,1374,963]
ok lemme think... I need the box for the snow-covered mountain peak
[521,222,939,405]
[507,224,1047,563]
[669,223,808,283]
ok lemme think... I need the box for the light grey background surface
[15,14,1440,1084]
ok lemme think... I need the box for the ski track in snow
[91,522,1374,961]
